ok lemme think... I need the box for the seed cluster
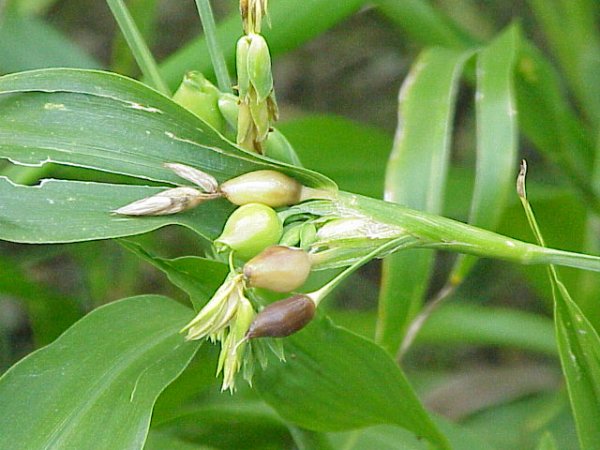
[143,166,320,391]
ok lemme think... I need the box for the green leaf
[519,170,600,449]
[158,0,366,90]
[0,69,335,244]
[0,295,199,450]
[0,178,233,243]
[527,0,600,126]
[0,69,334,190]
[254,316,450,450]
[417,303,557,357]
[464,392,577,450]
[376,47,473,354]
[120,239,228,310]
[153,400,291,450]
[553,280,600,449]
[0,14,101,73]
[451,25,519,283]
[329,419,495,450]
[278,115,392,198]
[376,2,598,212]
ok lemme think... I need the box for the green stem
[106,0,170,96]
[335,192,600,273]
[310,235,420,306]
[194,0,232,93]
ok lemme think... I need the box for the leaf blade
[0,68,335,190]
[255,317,450,450]
[376,47,473,353]
[0,295,198,450]
[451,25,520,282]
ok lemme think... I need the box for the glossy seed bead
[220,170,302,207]
[246,294,315,339]
[244,245,311,292]
[215,203,282,260]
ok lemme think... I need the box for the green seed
[244,245,312,292]
[215,203,282,260]
[220,170,302,207]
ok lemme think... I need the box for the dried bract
[164,162,219,193]
[113,187,214,216]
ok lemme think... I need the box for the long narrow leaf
[519,165,600,449]
[376,47,472,353]
[375,2,598,212]
[451,25,519,282]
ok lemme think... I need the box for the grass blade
[376,47,473,354]
[110,0,159,76]
[375,2,599,213]
[194,0,231,93]
[526,0,600,126]
[451,25,519,284]
[518,161,600,449]
[106,0,170,95]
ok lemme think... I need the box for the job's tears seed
[243,245,312,293]
[215,203,282,260]
[246,294,316,339]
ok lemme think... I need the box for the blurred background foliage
[0,0,599,449]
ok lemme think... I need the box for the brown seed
[243,245,311,293]
[245,294,315,339]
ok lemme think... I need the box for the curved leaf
[0,295,198,450]
[120,239,228,310]
[451,25,520,282]
[377,47,473,354]
[0,68,335,190]
[255,316,450,450]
